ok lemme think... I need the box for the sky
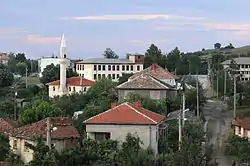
[1,0,250,59]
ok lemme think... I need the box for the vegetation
[103,48,119,59]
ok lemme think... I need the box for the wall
[48,85,59,98]
[76,63,144,81]
[48,85,91,98]
[118,89,175,102]
[86,124,159,154]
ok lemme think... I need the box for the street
[203,99,233,166]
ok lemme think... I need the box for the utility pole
[196,72,199,117]
[14,92,17,121]
[216,70,219,99]
[233,75,236,119]
[25,67,28,88]
[211,70,214,97]
[46,117,52,149]
[179,81,185,150]
[224,69,227,102]
[188,60,191,76]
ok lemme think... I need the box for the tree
[40,64,78,85]
[0,64,14,88]
[166,47,181,72]
[214,43,221,49]
[118,73,133,84]
[18,100,63,125]
[7,53,17,73]
[103,48,119,59]
[0,133,10,161]
[144,44,167,68]
[16,62,27,76]
[15,53,26,62]
[25,137,59,166]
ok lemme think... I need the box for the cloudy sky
[1,0,250,59]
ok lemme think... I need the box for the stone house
[117,73,176,102]
[84,102,165,154]
[232,117,250,139]
[9,117,80,164]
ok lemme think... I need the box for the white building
[0,53,9,65]
[75,54,144,81]
[221,57,250,81]
[84,102,165,154]
[38,56,72,77]
[46,35,95,98]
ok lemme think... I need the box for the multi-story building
[0,53,9,65]
[38,56,73,77]
[75,54,144,81]
[221,57,250,81]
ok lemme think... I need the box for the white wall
[76,64,144,81]
[48,85,91,98]
[86,124,159,154]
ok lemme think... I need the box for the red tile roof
[46,77,96,86]
[130,64,175,80]
[0,118,18,134]
[232,117,250,130]
[85,102,165,125]
[11,117,80,140]
[0,53,9,60]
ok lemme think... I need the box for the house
[9,117,80,164]
[45,35,96,98]
[117,64,178,102]
[0,118,18,135]
[46,77,95,98]
[38,56,73,77]
[117,73,176,102]
[0,53,9,65]
[75,54,144,81]
[232,117,250,139]
[221,57,250,81]
[129,64,177,86]
[84,102,165,154]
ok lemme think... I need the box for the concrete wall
[48,85,91,98]
[76,63,144,81]
[86,124,159,154]
[118,89,176,102]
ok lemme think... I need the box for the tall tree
[16,62,27,76]
[0,64,14,88]
[103,48,119,59]
[15,53,26,62]
[144,44,166,68]
[166,47,181,72]
[214,43,221,49]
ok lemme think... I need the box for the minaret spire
[59,34,67,96]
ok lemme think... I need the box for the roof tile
[46,77,96,86]
[232,117,250,130]
[0,118,18,134]
[85,102,165,125]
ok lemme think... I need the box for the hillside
[200,45,250,60]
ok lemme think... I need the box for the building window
[112,65,115,71]
[102,74,105,78]
[126,65,129,71]
[98,74,101,79]
[77,65,79,70]
[73,87,76,92]
[98,65,101,70]
[112,74,115,79]
[13,140,17,149]
[69,87,71,91]
[102,65,106,71]
[94,65,97,71]
[108,74,111,79]
[122,65,125,71]
[137,65,140,71]
[108,65,111,71]
[24,142,29,152]
[82,65,84,70]
[94,74,97,80]
[130,65,133,71]
[53,87,55,91]
[94,132,110,141]
[117,74,120,78]
[117,65,120,71]
[84,87,87,91]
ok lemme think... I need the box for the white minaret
[59,34,67,96]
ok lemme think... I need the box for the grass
[20,76,42,86]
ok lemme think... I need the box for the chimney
[111,103,117,108]
[133,101,141,109]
